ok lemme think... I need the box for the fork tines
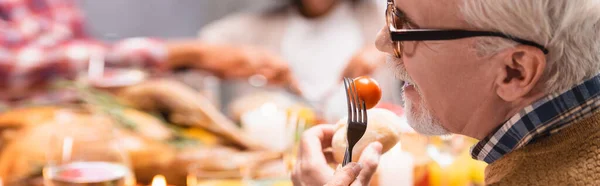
[343,78,367,125]
[342,77,368,166]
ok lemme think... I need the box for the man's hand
[340,46,386,79]
[292,125,383,186]
[325,142,382,186]
[166,41,301,94]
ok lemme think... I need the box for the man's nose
[375,27,396,55]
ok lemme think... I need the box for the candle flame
[186,174,197,186]
[151,175,167,186]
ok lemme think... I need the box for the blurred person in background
[293,0,600,185]
[199,0,402,119]
[0,0,298,103]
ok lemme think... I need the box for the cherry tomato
[353,76,382,109]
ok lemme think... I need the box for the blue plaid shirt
[471,74,600,163]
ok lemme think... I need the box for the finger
[258,68,278,82]
[238,48,262,69]
[325,163,363,186]
[268,65,302,95]
[285,73,302,94]
[256,51,281,80]
[255,51,290,85]
[339,65,351,82]
[223,67,254,79]
[285,75,303,95]
[291,165,302,186]
[221,49,259,79]
[298,125,336,180]
[299,125,335,165]
[266,65,288,84]
[352,142,383,186]
[343,64,373,79]
[299,125,336,160]
[341,70,360,81]
[323,149,336,164]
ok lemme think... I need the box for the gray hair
[461,0,600,94]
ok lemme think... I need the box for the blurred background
[78,0,273,40]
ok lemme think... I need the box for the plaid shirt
[0,0,167,94]
[471,74,600,163]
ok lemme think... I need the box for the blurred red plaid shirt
[0,0,167,96]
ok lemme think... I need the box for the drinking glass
[43,110,135,186]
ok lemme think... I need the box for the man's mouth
[403,81,414,88]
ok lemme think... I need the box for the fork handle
[342,145,353,166]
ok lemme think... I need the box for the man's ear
[495,45,546,102]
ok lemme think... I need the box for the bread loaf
[331,108,402,163]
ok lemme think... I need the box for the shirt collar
[471,74,600,163]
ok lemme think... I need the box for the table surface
[194,179,293,186]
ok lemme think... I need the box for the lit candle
[186,174,197,186]
[150,175,169,186]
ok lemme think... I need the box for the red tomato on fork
[353,76,382,109]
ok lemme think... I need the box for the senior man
[292,0,600,185]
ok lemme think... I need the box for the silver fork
[342,77,368,167]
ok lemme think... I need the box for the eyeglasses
[386,0,549,58]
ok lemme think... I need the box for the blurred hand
[166,41,301,94]
[292,125,383,186]
[340,46,386,79]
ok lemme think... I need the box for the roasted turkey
[0,79,279,186]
